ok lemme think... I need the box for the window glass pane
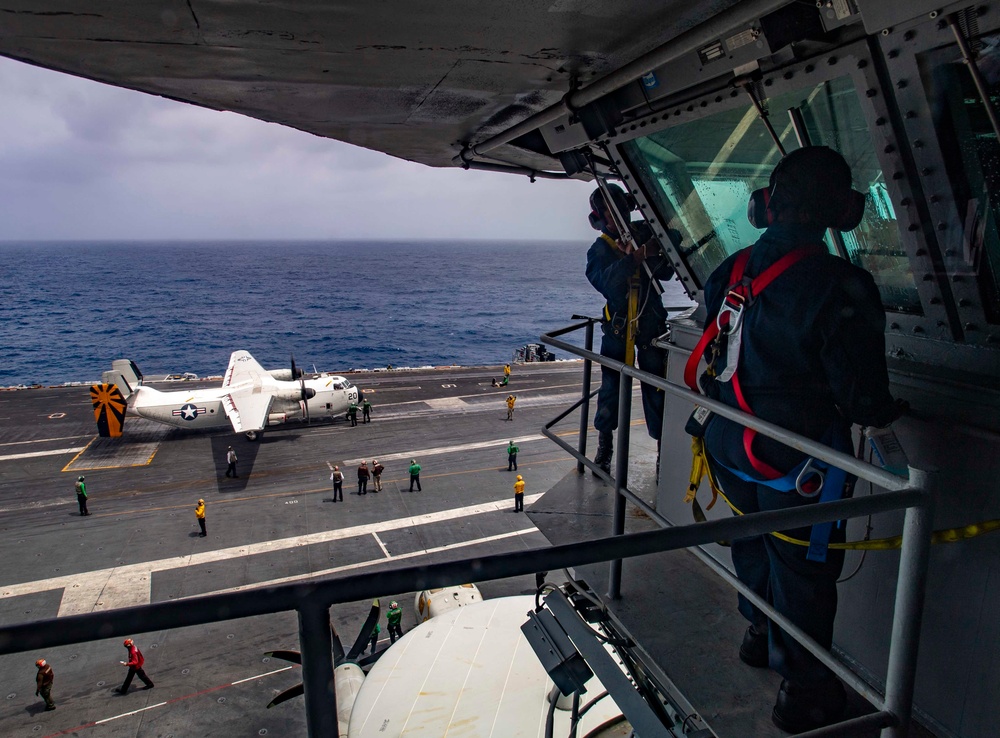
[624,75,921,313]
[919,38,1000,323]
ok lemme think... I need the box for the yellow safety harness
[599,232,640,369]
[686,439,1000,550]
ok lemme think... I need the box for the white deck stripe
[342,434,545,465]
[202,528,538,598]
[0,446,85,462]
[0,434,91,447]
[372,532,391,558]
[0,493,543,615]
[231,665,293,685]
[94,701,168,724]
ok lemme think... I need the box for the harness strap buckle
[795,459,825,498]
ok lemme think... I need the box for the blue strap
[718,429,852,563]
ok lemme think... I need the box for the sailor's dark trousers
[711,463,845,686]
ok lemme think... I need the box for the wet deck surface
[0,364,933,737]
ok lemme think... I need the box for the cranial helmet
[123,638,133,647]
[78,476,85,482]
[390,601,398,609]
[747,146,866,231]
[517,475,523,481]
[198,499,204,504]
[589,183,637,231]
[36,659,46,668]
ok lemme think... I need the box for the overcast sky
[0,56,598,242]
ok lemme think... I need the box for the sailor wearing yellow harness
[585,184,674,474]
[693,147,902,733]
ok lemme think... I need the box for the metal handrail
[540,329,914,492]
[539,320,935,738]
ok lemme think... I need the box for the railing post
[298,600,338,738]
[608,371,632,600]
[882,470,936,738]
[577,320,595,474]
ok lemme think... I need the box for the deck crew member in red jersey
[116,638,154,693]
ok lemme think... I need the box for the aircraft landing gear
[245,430,261,442]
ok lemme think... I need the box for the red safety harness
[684,244,826,480]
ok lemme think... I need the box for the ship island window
[918,38,1000,324]
[623,75,921,314]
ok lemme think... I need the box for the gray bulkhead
[545,3,1000,736]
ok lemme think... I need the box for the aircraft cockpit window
[623,75,921,314]
[341,380,353,389]
[333,382,345,390]
[919,38,1000,324]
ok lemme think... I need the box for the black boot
[772,678,846,733]
[739,623,769,668]
[593,432,613,476]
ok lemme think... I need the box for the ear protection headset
[589,183,637,231]
[747,146,866,232]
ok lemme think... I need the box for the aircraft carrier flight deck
[0,362,625,737]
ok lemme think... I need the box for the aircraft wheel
[245,430,261,442]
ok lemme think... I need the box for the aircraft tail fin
[101,359,143,400]
[90,382,127,437]
[90,359,142,437]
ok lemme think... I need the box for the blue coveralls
[586,225,674,440]
[701,223,897,686]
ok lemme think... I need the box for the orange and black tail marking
[90,383,127,437]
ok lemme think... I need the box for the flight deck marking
[0,446,86,462]
[372,532,391,558]
[40,665,294,738]
[209,527,539,598]
[0,494,546,616]
[0,433,93,447]
[342,433,547,465]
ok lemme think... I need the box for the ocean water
[0,240,692,386]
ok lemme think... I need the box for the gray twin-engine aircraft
[89,351,358,440]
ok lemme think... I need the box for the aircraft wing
[222,385,275,433]
[222,350,270,388]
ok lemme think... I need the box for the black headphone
[589,184,637,231]
[747,147,866,232]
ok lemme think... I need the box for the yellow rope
[686,439,1000,550]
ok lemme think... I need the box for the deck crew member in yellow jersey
[586,184,674,474]
[513,475,525,512]
[195,499,206,536]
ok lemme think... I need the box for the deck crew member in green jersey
[362,398,372,423]
[507,440,519,471]
[75,476,89,516]
[386,601,404,644]
[408,459,422,492]
[347,402,359,427]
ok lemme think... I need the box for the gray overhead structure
[0,0,751,174]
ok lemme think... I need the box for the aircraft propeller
[265,599,384,709]
[290,354,314,423]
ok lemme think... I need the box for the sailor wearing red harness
[585,184,675,474]
[690,147,901,733]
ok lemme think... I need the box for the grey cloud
[0,56,598,242]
